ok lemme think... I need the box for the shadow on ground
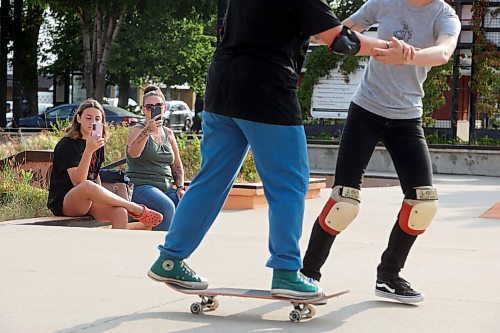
[54,300,415,333]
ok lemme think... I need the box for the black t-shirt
[205,0,341,125]
[47,137,104,209]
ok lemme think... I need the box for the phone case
[151,106,162,119]
[91,122,103,138]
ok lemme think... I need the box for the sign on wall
[311,61,368,119]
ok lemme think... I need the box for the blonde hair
[64,98,107,140]
[142,84,166,105]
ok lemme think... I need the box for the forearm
[312,25,387,57]
[71,151,93,185]
[405,45,452,67]
[355,32,388,56]
[127,128,149,158]
[171,161,184,187]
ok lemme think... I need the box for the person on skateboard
[148,0,411,299]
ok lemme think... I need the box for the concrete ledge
[2,215,105,227]
[2,216,151,229]
[308,143,500,177]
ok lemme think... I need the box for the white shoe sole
[147,270,208,290]
[271,289,323,300]
[375,289,424,303]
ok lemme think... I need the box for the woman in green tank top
[126,85,186,231]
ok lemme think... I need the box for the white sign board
[311,61,368,119]
[71,74,87,104]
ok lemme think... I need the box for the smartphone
[91,122,103,139]
[151,105,162,120]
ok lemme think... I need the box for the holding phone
[91,122,103,139]
[151,105,162,120]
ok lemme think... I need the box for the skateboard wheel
[207,297,219,311]
[190,302,202,314]
[305,304,316,318]
[289,309,302,322]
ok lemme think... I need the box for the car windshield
[46,105,76,118]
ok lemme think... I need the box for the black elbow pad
[330,26,361,56]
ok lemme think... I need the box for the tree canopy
[43,0,217,101]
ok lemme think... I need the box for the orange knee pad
[318,186,360,236]
[398,187,438,236]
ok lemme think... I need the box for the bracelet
[176,186,185,191]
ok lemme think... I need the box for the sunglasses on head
[144,103,164,111]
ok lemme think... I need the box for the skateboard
[166,283,349,322]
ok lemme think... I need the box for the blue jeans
[158,112,309,270]
[132,185,179,231]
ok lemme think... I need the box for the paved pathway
[0,174,499,332]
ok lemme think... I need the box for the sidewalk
[0,174,499,333]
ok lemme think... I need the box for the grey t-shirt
[350,0,461,119]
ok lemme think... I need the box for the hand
[86,136,105,153]
[176,187,185,200]
[372,37,418,65]
[390,37,419,61]
[145,115,163,133]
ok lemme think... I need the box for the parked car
[103,97,140,113]
[18,103,144,128]
[164,100,194,131]
[5,102,53,128]
[38,103,53,114]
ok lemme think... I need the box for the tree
[0,0,12,127]
[47,0,217,103]
[40,10,82,77]
[45,0,135,103]
[329,0,366,21]
[12,0,45,123]
[108,10,216,104]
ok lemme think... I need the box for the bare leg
[89,202,128,229]
[63,180,144,216]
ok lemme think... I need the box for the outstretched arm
[372,34,458,67]
[310,23,391,57]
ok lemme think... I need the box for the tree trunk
[79,4,126,103]
[118,73,130,108]
[0,0,11,127]
[12,0,23,127]
[20,4,44,117]
[80,9,94,100]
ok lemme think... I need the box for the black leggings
[302,103,433,281]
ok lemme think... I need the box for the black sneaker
[375,277,424,303]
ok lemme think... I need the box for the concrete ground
[0,174,499,333]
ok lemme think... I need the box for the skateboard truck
[190,295,219,314]
[289,302,316,322]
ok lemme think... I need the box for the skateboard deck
[166,283,349,322]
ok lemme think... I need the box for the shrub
[104,124,131,166]
[177,133,261,182]
[0,165,50,221]
[177,133,202,181]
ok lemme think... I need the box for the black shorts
[47,197,64,216]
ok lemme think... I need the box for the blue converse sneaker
[271,269,323,299]
[375,276,424,303]
[148,257,208,290]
